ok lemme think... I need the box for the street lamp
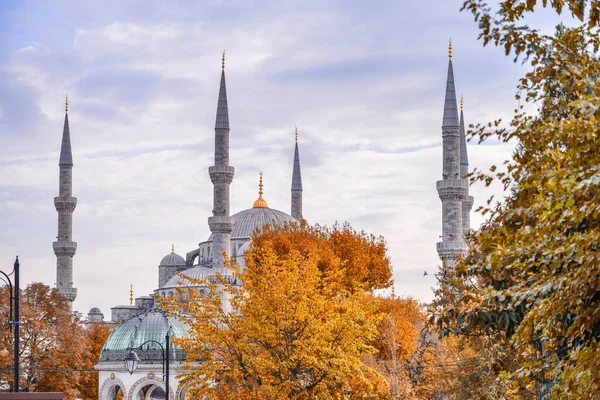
[1,256,20,393]
[124,328,172,399]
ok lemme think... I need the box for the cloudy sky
[0,0,547,318]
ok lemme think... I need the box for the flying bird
[423,271,428,277]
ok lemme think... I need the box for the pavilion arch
[127,375,175,400]
[99,375,126,400]
[176,384,189,400]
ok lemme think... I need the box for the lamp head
[124,349,140,374]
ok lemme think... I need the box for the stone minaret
[291,126,303,221]
[53,97,78,311]
[459,96,474,234]
[436,41,467,266]
[208,53,234,268]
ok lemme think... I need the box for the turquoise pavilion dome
[99,309,188,362]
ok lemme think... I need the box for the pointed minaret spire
[459,94,474,234]
[291,126,303,221]
[437,41,467,267]
[216,51,229,130]
[442,39,460,130]
[59,96,73,167]
[208,52,235,268]
[54,96,78,311]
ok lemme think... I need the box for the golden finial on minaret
[448,38,453,61]
[171,244,175,254]
[460,94,464,110]
[391,284,396,300]
[129,284,133,306]
[65,95,68,114]
[295,126,298,142]
[222,50,225,70]
[252,172,269,208]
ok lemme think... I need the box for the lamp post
[124,329,172,399]
[1,256,20,392]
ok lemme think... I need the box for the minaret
[53,96,78,311]
[208,52,234,268]
[436,40,468,266]
[459,95,474,234]
[291,126,303,221]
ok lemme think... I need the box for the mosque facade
[52,44,471,399]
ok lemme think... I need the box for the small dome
[99,309,188,362]
[160,244,185,266]
[88,307,102,314]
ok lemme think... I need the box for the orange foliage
[249,221,392,291]
[0,283,109,399]
[78,323,112,399]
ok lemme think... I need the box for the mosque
[51,43,471,399]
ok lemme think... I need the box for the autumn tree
[0,282,99,398]
[249,221,392,292]
[78,323,112,399]
[432,1,600,398]
[163,222,390,399]
[362,295,424,399]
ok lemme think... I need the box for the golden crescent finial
[65,95,68,114]
[129,284,133,305]
[222,50,225,70]
[460,94,464,110]
[295,126,298,142]
[171,244,175,254]
[253,172,268,208]
[448,38,453,61]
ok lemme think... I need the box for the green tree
[431,1,600,398]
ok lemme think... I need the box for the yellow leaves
[167,223,389,399]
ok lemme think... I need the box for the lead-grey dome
[99,309,188,362]
[208,207,297,242]
[88,307,102,314]
[231,207,297,238]
[160,247,185,266]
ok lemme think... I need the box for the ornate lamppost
[1,256,20,392]
[124,328,172,399]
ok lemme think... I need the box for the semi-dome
[161,264,220,289]
[99,309,188,362]
[160,244,185,266]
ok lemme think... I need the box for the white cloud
[0,0,526,316]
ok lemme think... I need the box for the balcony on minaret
[53,240,78,257]
[54,196,77,212]
[208,215,233,234]
[58,287,78,302]
[436,179,467,200]
[208,165,235,184]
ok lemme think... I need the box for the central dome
[230,207,297,239]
